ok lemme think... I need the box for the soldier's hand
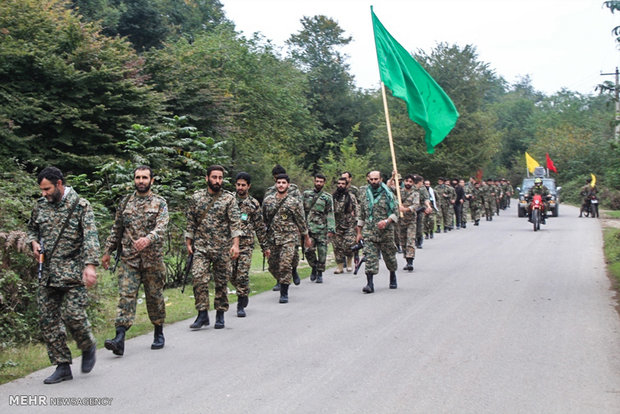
[264,249,271,258]
[31,241,41,257]
[186,238,194,255]
[83,264,97,288]
[230,244,240,260]
[133,237,151,252]
[102,254,111,270]
[304,235,312,249]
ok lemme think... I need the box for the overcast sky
[220,0,619,95]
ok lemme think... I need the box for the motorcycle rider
[527,178,550,224]
[579,178,598,217]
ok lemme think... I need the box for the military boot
[44,363,72,384]
[346,257,353,272]
[334,263,344,274]
[279,283,289,303]
[189,310,209,329]
[151,324,165,349]
[474,219,480,226]
[104,326,126,356]
[310,267,317,282]
[362,273,374,294]
[316,271,323,283]
[81,344,96,373]
[389,271,398,289]
[405,258,414,272]
[272,282,281,291]
[292,268,301,285]
[237,295,247,318]
[214,310,225,329]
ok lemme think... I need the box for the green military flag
[371,6,459,154]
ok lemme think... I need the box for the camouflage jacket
[303,189,335,236]
[399,187,420,225]
[27,187,100,287]
[333,191,358,231]
[185,189,242,255]
[348,185,360,201]
[418,185,430,206]
[104,191,168,268]
[263,193,308,246]
[236,194,268,251]
[357,185,400,242]
[442,185,456,204]
[528,185,550,198]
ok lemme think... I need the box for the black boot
[474,219,479,226]
[315,271,323,284]
[430,231,434,239]
[389,271,398,289]
[104,326,126,356]
[81,344,96,373]
[279,283,289,303]
[237,296,247,317]
[416,237,423,249]
[362,273,374,294]
[292,268,301,285]
[436,226,441,233]
[406,258,414,272]
[44,363,72,384]
[214,310,225,329]
[151,324,165,349]
[189,310,209,329]
[272,282,281,291]
[310,267,317,282]
[462,222,466,229]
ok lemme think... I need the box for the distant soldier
[395,174,420,271]
[265,165,302,289]
[441,179,456,231]
[27,167,99,384]
[453,178,465,229]
[102,166,169,356]
[263,174,312,303]
[356,170,400,293]
[482,179,495,221]
[471,180,482,225]
[423,179,438,238]
[332,176,358,274]
[232,172,268,317]
[303,173,335,283]
[415,175,432,248]
[457,179,468,228]
[341,171,360,201]
[579,177,598,217]
[185,165,241,330]
[434,177,446,232]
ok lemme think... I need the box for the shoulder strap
[197,191,221,227]
[305,191,323,218]
[266,195,288,231]
[46,198,81,263]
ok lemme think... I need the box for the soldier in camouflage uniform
[265,165,303,290]
[332,177,358,274]
[27,167,99,384]
[471,180,483,225]
[434,178,445,232]
[441,179,456,231]
[457,179,468,228]
[423,179,438,239]
[233,172,268,317]
[263,174,312,303]
[341,171,360,201]
[482,179,496,220]
[355,171,400,293]
[392,174,419,271]
[185,165,241,330]
[415,175,432,248]
[102,166,169,356]
[303,173,335,283]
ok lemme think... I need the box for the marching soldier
[332,177,358,273]
[102,166,169,355]
[27,167,100,384]
[395,174,420,271]
[185,165,241,330]
[303,173,335,283]
[341,171,360,200]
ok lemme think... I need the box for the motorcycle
[583,195,599,218]
[528,194,546,231]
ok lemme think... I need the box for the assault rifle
[111,244,122,273]
[181,251,193,294]
[37,237,45,281]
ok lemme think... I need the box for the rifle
[262,254,266,272]
[111,244,122,273]
[37,237,45,281]
[181,251,194,293]
[353,255,366,275]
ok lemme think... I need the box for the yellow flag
[525,152,540,173]
[591,173,596,188]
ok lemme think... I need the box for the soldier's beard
[404,184,412,189]
[208,181,221,192]
[335,187,346,196]
[237,190,247,197]
[135,183,151,194]
[46,188,62,203]
[370,182,381,190]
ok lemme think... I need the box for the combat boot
[462,222,467,229]
[151,324,165,349]
[405,258,414,272]
[272,282,281,291]
[346,257,353,272]
[316,271,323,283]
[279,283,289,303]
[362,273,374,294]
[214,310,225,329]
[334,263,344,274]
[104,326,126,356]
[310,267,317,282]
[237,296,247,317]
[44,363,72,384]
[189,310,209,329]
[389,271,398,289]
[474,219,480,226]
[81,344,96,373]
[292,268,301,285]
[436,225,441,233]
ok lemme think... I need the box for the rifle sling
[46,197,80,265]
[265,195,289,232]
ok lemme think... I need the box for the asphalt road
[2,204,620,413]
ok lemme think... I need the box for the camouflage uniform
[232,194,268,297]
[263,194,308,284]
[470,185,483,222]
[104,192,168,329]
[357,184,399,275]
[398,187,420,259]
[303,189,335,273]
[462,182,473,223]
[417,185,431,240]
[332,190,358,267]
[434,184,445,230]
[424,186,438,236]
[265,183,302,274]
[440,184,456,229]
[482,182,495,219]
[27,187,100,365]
[185,189,242,312]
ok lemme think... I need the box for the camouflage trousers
[462,200,470,222]
[306,232,328,272]
[470,201,482,221]
[38,285,95,365]
[424,211,436,234]
[268,242,295,284]
[393,222,401,248]
[363,236,398,275]
[116,260,166,328]
[332,226,356,264]
[192,250,230,312]
[483,199,494,218]
[230,245,253,297]
[440,203,454,228]
[398,220,416,259]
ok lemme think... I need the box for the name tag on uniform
[241,213,248,221]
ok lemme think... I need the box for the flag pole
[380,82,403,216]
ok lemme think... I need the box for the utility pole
[601,67,620,141]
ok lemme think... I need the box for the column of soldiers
[28,163,511,384]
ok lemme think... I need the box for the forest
[1,0,619,346]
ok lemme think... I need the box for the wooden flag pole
[380,82,403,216]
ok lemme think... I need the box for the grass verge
[604,227,620,286]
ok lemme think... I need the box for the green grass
[0,248,325,384]
[605,210,620,219]
[604,228,620,286]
